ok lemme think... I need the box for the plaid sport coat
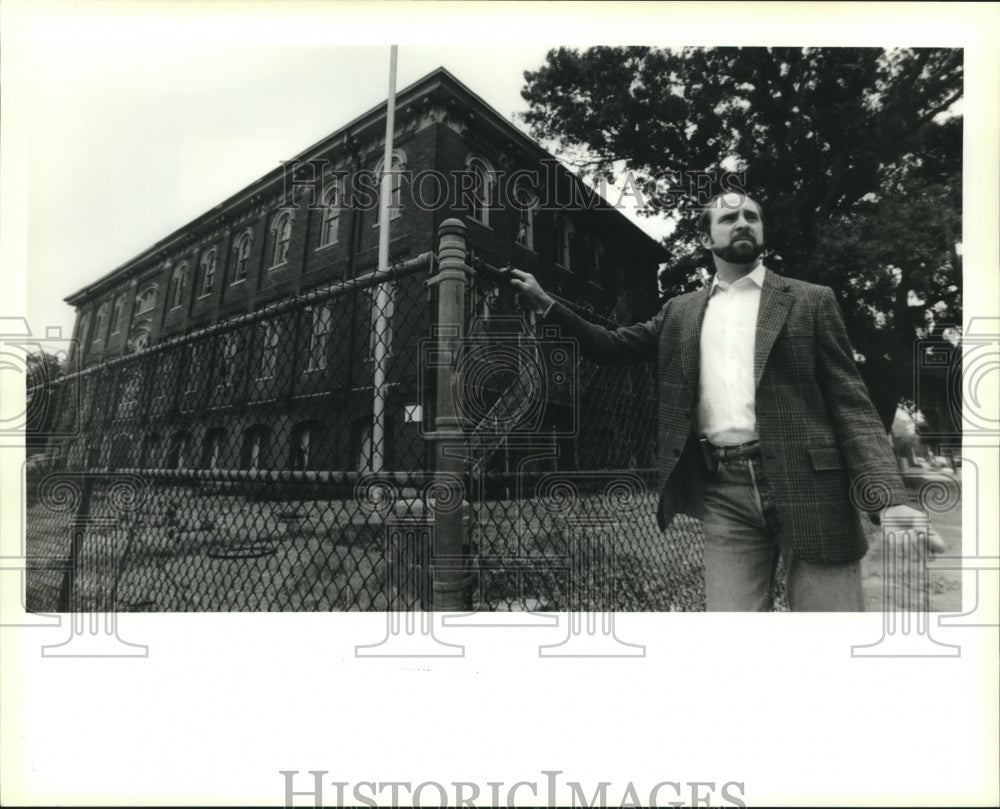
[544,268,907,565]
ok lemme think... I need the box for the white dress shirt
[696,264,766,445]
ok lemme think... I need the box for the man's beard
[712,236,764,265]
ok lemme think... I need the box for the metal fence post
[56,474,94,612]
[45,472,148,656]
[426,218,475,610]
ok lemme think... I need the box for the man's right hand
[509,269,555,316]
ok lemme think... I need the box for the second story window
[306,304,332,372]
[219,332,239,388]
[271,212,292,267]
[92,304,109,344]
[232,232,252,283]
[466,156,494,226]
[375,151,406,227]
[76,313,91,348]
[110,295,126,335]
[184,344,204,395]
[117,369,141,418]
[515,185,538,251]
[171,264,188,309]
[199,250,217,297]
[135,286,158,315]
[259,320,281,380]
[554,215,574,270]
[319,184,341,248]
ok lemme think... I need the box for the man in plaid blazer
[510,191,930,611]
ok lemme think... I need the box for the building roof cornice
[65,67,664,306]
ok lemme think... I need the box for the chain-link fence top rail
[27,249,788,612]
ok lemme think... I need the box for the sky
[6,4,677,347]
[17,41,567,341]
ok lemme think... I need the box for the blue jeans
[702,457,864,611]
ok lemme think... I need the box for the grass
[25,480,710,612]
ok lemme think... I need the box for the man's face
[700,195,765,265]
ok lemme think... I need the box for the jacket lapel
[679,284,712,383]
[754,269,792,388]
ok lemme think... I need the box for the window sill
[465,216,493,232]
[514,243,537,255]
[230,278,246,287]
[268,261,289,272]
[316,240,339,253]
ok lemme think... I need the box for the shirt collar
[710,263,767,294]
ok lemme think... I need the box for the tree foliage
[25,351,64,456]
[521,46,963,430]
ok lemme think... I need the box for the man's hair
[697,192,765,237]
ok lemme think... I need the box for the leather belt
[702,439,762,463]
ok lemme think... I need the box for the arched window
[167,430,191,469]
[306,304,332,372]
[241,425,271,471]
[117,369,142,418]
[93,303,109,344]
[466,155,495,226]
[141,432,161,468]
[374,150,406,226]
[199,250,217,297]
[219,332,239,388]
[108,432,133,469]
[201,428,227,470]
[515,184,538,251]
[135,286,158,315]
[184,343,206,395]
[319,183,341,247]
[171,264,188,308]
[271,212,293,267]
[128,329,150,353]
[289,420,321,471]
[258,319,281,380]
[554,215,574,270]
[232,231,252,283]
[110,294,126,335]
[76,313,91,348]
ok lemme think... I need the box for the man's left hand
[881,504,947,553]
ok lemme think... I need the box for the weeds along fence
[26,219,718,613]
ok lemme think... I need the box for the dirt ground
[859,474,963,613]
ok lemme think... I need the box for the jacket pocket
[809,447,845,470]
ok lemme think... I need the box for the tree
[521,46,962,427]
[25,351,65,457]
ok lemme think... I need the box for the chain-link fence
[26,220,737,613]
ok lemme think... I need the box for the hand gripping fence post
[355,220,473,657]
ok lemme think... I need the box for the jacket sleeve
[542,299,667,366]
[814,285,908,511]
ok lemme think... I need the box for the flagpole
[371,45,397,473]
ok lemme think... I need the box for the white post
[371,45,398,473]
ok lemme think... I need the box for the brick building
[56,68,665,476]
